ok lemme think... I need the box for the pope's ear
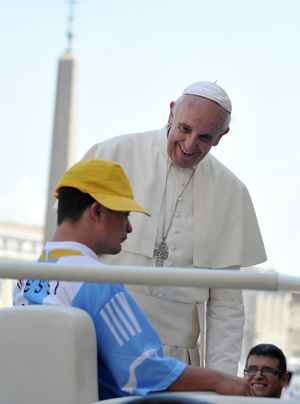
[213,127,230,146]
[169,100,176,111]
[168,101,176,127]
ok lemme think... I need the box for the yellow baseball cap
[55,160,150,215]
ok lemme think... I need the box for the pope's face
[167,95,229,168]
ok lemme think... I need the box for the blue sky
[1,1,300,274]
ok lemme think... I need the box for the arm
[206,280,244,375]
[168,366,251,396]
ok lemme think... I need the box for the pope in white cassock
[83,81,267,375]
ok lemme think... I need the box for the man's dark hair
[246,343,287,375]
[57,187,96,225]
[126,394,211,404]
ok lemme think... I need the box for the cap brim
[90,193,150,216]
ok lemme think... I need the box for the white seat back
[0,305,98,404]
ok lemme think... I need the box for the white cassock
[83,128,267,375]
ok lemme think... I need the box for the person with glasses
[244,343,289,398]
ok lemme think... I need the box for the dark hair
[125,394,211,404]
[56,187,96,225]
[246,344,287,375]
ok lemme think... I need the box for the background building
[0,222,43,307]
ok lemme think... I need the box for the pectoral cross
[153,240,169,267]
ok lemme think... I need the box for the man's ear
[89,202,103,222]
[281,372,290,388]
[213,127,230,146]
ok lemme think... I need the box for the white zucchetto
[182,81,232,113]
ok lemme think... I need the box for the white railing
[0,259,300,291]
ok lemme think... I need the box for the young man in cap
[83,81,267,374]
[14,160,252,400]
[244,344,289,398]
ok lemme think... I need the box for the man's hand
[168,366,254,396]
[214,374,253,396]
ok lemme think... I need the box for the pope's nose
[181,135,199,153]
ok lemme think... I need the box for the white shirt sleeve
[205,267,244,375]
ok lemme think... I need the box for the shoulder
[75,282,130,318]
[85,129,162,159]
[105,129,160,144]
[57,255,101,267]
[203,153,248,193]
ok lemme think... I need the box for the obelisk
[43,1,77,242]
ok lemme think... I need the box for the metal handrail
[0,259,300,291]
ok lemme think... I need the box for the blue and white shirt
[13,241,186,400]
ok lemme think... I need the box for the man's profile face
[97,208,132,255]
[167,95,229,169]
[245,355,287,398]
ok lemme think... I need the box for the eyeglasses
[244,366,282,377]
